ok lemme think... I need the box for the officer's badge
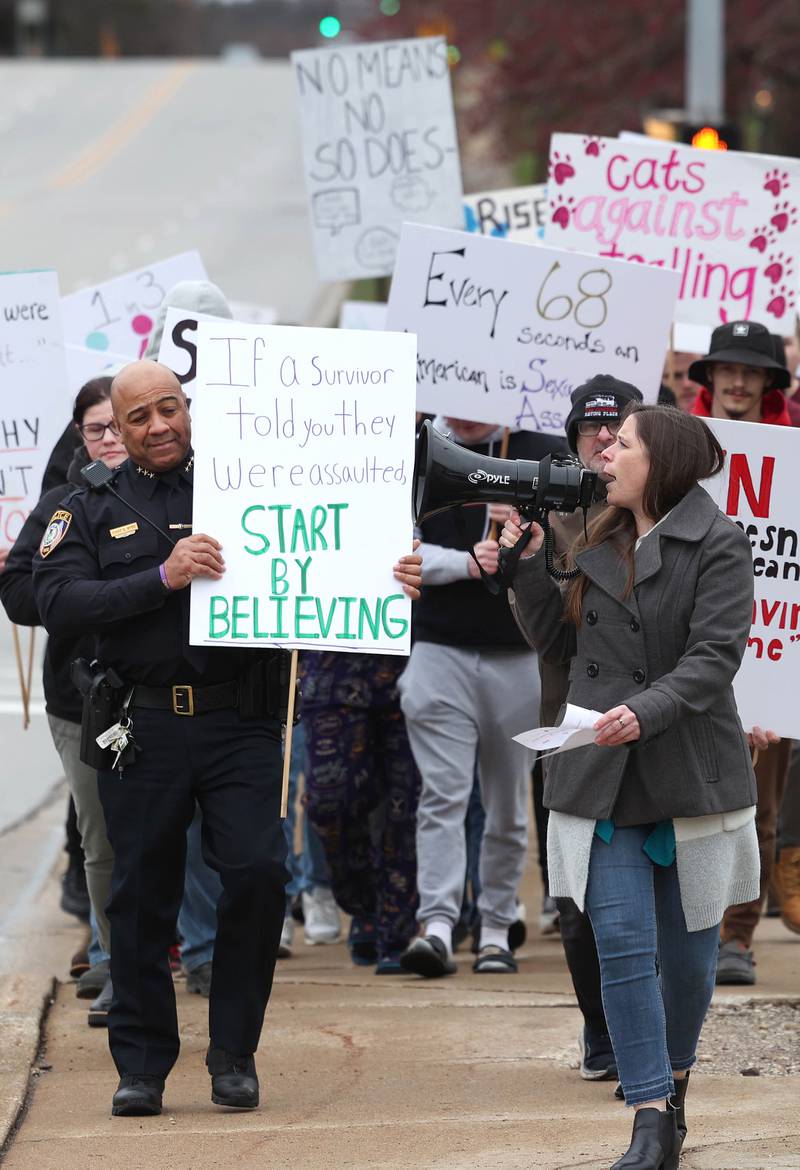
[39,509,72,557]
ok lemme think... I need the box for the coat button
[629,619,640,633]
[124,552,132,560]
[586,610,598,625]
[632,668,645,684]
[587,662,600,678]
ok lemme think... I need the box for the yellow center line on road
[46,61,196,191]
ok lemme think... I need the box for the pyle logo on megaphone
[467,468,511,486]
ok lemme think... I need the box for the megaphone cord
[541,514,582,582]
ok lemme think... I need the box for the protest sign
[189,321,416,654]
[65,343,130,398]
[157,306,218,402]
[291,36,463,281]
[543,133,800,331]
[60,251,207,358]
[463,184,547,243]
[0,270,70,542]
[339,300,388,330]
[702,417,800,738]
[385,223,679,436]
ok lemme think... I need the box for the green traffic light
[319,15,342,37]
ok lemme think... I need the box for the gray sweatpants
[48,714,114,954]
[398,642,539,931]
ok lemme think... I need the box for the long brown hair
[565,403,725,624]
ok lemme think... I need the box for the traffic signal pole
[686,0,725,124]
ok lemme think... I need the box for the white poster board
[189,321,416,654]
[65,344,130,398]
[339,300,388,331]
[385,223,680,436]
[60,251,208,357]
[702,417,800,738]
[156,306,218,401]
[292,36,463,281]
[543,133,800,331]
[463,184,547,243]
[0,271,70,541]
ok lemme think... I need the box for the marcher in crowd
[519,376,642,1085]
[399,415,561,978]
[660,350,702,412]
[302,649,421,973]
[32,360,423,1117]
[0,377,126,1026]
[501,402,760,1169]
[688,320,795,985]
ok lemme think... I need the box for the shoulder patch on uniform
[39,509,72,557]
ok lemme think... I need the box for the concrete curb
[0,974,54,1153]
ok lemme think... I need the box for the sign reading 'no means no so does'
[386,223,680,436]
[188,321,417,655]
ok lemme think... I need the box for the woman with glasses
[501,403,759,1170]
[0,376,127,1021]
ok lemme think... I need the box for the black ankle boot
[206,1045,259,1109]
[669,1072,689,1149]
[610,1105,679,1170]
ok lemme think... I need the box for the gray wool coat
[511,483,757,824]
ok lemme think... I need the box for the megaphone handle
[496,523,535,586]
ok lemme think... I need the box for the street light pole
[686,0,725,123]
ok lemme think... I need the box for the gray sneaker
[715,939,756,985]
[76,959,110,999]
[88,976,113,1027]
[186,961,213,997]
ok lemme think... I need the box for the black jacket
[415,427,567,650]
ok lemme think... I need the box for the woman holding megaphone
[500,402,759,1170]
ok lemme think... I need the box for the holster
[71,658,126,769]
[238,650,300,724]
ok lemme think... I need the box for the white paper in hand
[513,703,602,756]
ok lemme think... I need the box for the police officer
[33,360,423,1117]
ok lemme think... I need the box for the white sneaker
[539,895,560,935]
[278,915,294,958]
[302,886,342,945]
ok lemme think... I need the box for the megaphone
[413,419,596,524]
[412,419,598,584]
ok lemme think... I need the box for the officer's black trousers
[98,707,288,1078]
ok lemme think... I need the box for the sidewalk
[1,839,798,1169]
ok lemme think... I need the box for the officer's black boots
[206,1046,259,1109]
[111,1074,164,1117]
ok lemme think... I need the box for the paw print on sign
[763,251,794,285]
[749,225,776,253]
[770,202,798,233]
[551,194,575,230]
[582,136,604,157]
[766,284,789,319]
[763,168,790,197]
[549,151,575,185]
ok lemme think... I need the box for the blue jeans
[283,722,330,908]
[585,826,720,1107]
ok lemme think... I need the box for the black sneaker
[399,936,456,978]
[206,1046,259,1110]
[186,961,213,997]
[579,1026,618,1081]
[111,1074,164,1117]
[60,863,90,922]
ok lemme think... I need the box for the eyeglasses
[78,421,120,441]
[577,420,621,437]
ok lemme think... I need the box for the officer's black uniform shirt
[32,450,248,687]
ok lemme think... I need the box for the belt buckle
[172,685,194,716]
